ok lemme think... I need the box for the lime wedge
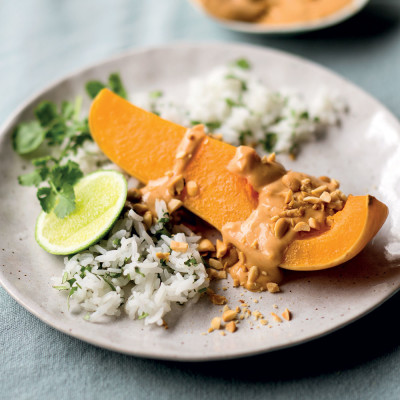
[35,170,127,255]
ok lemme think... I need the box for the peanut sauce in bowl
[191,0,369,34]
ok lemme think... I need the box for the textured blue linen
[1,0,399,399]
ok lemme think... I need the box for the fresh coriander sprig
[13,73,127,218]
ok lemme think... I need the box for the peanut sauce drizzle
[141,126,345,292]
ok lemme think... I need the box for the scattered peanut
[216,239,228,258]
[271,312,282,323]
[197,238,215,252]
[209,258,224,270]
[247,266,259,284]
[168,198,183,213]
[156,252,170,261]
[320,191,332,203]
[282,308,291,321]
[132,203,149,214]
[308,217,319,230]
[294,221,311,232]
[266,282,280,293]
[274,218,289,239]
[186,180,199,196]
[210,317,222,331]
[170,241,189,252]
[226,321,237,333]
[222,309,237,322]
[143,211,153,229]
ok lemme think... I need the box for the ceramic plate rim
[1,41,399,361]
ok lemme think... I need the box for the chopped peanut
[266,282,280,293]
[282,308,291,321]
[222,309,237,322]
[156,252,170,261]
[248,266,259,284]
[170,240,189,252]
[207,289,227,305]
[210,317,222,331]
[209,258,223,270]
[216,239,228,258]
[132,203,149,214]
[206,268,227,280]
[226,321,237,333]
[271,312,282,323]
[143,211,153,229]
[197,238,215,253]
[320,191,332,203]
[168,198,183,213]
[260,319,268,326]
[186,180,199,196]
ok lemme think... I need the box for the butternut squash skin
[89,89,389,271]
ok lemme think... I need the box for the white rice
[131,61,347,154]
[54,200,208,325]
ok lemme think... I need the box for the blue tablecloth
[1,1,399,398]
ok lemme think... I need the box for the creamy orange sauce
[200,0,353,25]
[142,125,206,214]
[222,146,342,291]
[141,125,345,292]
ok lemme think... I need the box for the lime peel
[35,170,127,255]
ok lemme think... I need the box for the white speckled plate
[1,42,399,361]
[189,0,370,34]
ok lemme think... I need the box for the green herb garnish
[85,72,127,99]
[239,130,252,145]
[138,312,149,320]
[150,90,163,99]
[260,132,277,153]
[234,58,251,70]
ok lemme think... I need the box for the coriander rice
[131,60,347,155]
[54,200,208,325]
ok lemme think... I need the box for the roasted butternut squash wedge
[89,89,388,271]
[89,89,258,230]
[281,195,388,271]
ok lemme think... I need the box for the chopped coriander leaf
[112,238,121,247]
[108,73,128,99]
[102,276,116,291]
[158,211,170,225]
[234,58,251,70]
[85,81,106,99]
[67,286,78,309]
[190,120,202,126]
[12,121,45,154]
[205,121,221,131]
[18,168,47,187]
[299,111,309,120]
[150,90,163,99]
[138,312,149,320]
[35,101,58,127]
[135,267,145,277]
[184,258,197,266]
[53,285,69,291]
[225,98,241,107]
[239,130,252,145]
[260,133,277,153]
[225,74,247,91]
[197,287,207,294]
